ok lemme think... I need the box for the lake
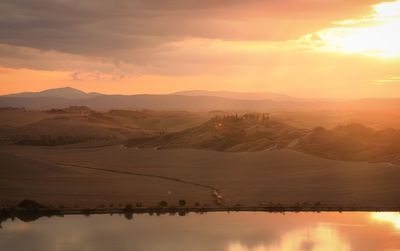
[1,212,400,251]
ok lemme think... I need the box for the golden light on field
[306,0,400,58]
[370,212,400,229]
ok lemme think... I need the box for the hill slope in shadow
[127,114,400,164]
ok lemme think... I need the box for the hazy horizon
[2,86,400,100]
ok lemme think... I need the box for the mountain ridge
[1,87,400,111]
[4,87,102,99]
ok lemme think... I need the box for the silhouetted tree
[124,203,133,211]
[158,201,168,207]
[178,200,186,207]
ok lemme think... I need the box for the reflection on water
[228,225,350,251]
[371,212,400,230]
[1,212,400,251]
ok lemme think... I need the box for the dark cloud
[0,0,381,51]
[0,0,382,74]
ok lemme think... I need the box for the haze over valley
[1,87,400,212]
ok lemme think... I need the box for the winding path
[56,162,223,204]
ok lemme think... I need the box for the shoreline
[2,198,400,225]
[2,205,400,222]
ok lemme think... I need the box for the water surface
[1,212,400,251]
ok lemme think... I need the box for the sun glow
[305,0,400,58]
[374,0,400,17]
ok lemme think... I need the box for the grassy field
[1,145,400,210]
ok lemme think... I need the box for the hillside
[127,114,400,164]
[1,107,400,164]
[127,113,308,151]
[0,107,211,146]
[295,124,400,163]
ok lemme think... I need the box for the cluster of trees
[122,200,188,210]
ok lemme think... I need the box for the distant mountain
[0,94,275,111]
[4,87,102,99]
[173,90,299,101]
[1,87,400,111]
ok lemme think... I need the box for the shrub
[178,200,186,207]
[17,200,46,210]
[124,203,133,211]
[158,201,168,207]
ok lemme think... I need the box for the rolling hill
[127,114,400,164]
[0,107,211,146]
[127,113,307,151]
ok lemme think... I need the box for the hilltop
[127,113,307,151]
[127,113,400,164]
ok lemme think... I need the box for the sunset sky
[1,0,400,98]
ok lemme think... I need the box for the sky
[0,0,400,98]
